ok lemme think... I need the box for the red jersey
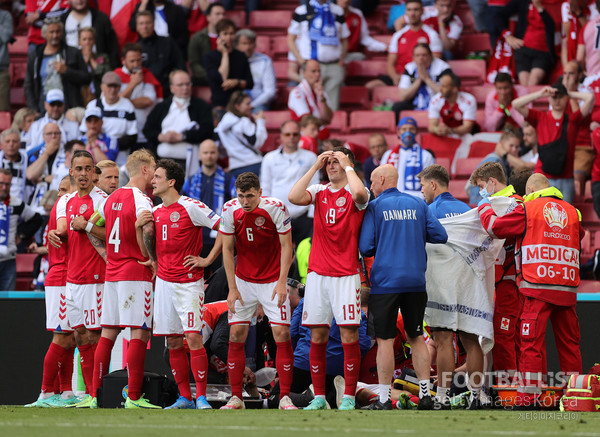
[299,135,318,155]
[60,187,108,285]
[154,196,220,283]
[523,3,551,52]
[220,196,291,283]
[25,0,68,45]
[526,108,584,179]
[422,6,463,40]
[201,300,228,339]
[306,184,368,277]
[428,91,477,128]
[592,127,600,181]
[45,195,69,287]
[389,24,442,73]
[345,8,363,53]
[99,187,154,283]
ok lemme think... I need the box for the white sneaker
[279,395,298,410]
[333,375,345,408]
[219,395,245,410]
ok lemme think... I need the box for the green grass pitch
[2,407,600,437]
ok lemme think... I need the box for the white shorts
[65,282,104,330]
[45,285,73,332]
[302,272,361,327]
[102,281,153,329]
[228,276,291,326]
[153,277,205,336]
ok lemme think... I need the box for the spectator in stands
[0,128,31,201]
[24,17,91,114]
[24,0,67,50]
[261,120,318,245]
[27,89,80,151]
[363,133,388,189]
[561,0,595,68]
[182,139,235,278]
[135,10,186,98]
[235,29,276,112]
[512,82,594,204]
[0,168,42,291]
[49,138,85,191]
[288,60,333,140]
[298,115,321,155]
[366,0,442,91]
[215,90,266,177]
[484,73,527,132]
[78,27,112,103]
[382,116,435,198]
[144,70,213,176]
[129,0,189,58]
[204,18,253,113]
[83,72,137,166]
[189,2,226,86]
[392,43,451,122]
[173,0,209,35]
[423,0,464,60]
[521,122,539,164]
[221,0,260,16]
[512,0,556,86]
[188,2,226,86]
[11,108,37,147]
[337,0,387,61]
[79,107,118,163]
[61,0,119,69]
[287,0,350,111]
[115,43,163,151]
[577,0,600,76]
[0,9,12,112]
[428,71,477,137]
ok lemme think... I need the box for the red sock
[78,343,95,394]
[41,343,64,393]
[309,341,327,397]
[126,339,148,401]
[60,347,75,393]
[227,341,245,400]
[169,346,192,401]
[190,348,208,398]
[276,341,294,398]
[92,337,114,397]
[53,373,60,394]
[343,341,360,397]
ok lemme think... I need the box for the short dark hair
[413,42,432,56]
[156,159,185,193]
[216,18,235,35]
[71,150,94,166]
[405,0,423,5]
[94,166,102,175]
[122,42,142,59]
[494,72,513,85]
[441,71,461,88]
[206,2,225,16]
[0,168,12,177]
[332,145,355,164]
[470,161,507,186]
[509,167,533,197]
[64,139,85,154]
[136,10,154,21]
[235,172,261,192]
[417,164,449,187]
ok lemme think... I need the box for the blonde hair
[12,108,37,132]
[126,149,155,177]
[96,160,118,171]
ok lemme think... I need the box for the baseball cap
[398,116,417,128]
[46,89,64,104]
[84,107,103,120]
[550,82,568,97]
[102,71,122,86]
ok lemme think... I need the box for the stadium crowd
[0,0,597,413]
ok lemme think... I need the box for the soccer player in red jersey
[219,172,296,410]
[76,149,159,409]
[48,151,108,405]
[288,147,369,410]
[136,159,223,410]
[26,175,78,408]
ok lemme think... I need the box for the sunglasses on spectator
[49,102,63,107]
[282,132,300,137]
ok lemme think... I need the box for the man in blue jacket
[359,164,448,410]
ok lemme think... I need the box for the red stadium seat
[454,33,492,58]
[345,60,388,85]
[454,4,476,34]
[261,134,280,154]
[271,36,289,60]
[8,35,28,59]
[255,35,271,57]
[578,280,600,293]
[249,11,293,36]
[0,112,11,130]
[343,134,371,148]
[9,62,27,87]
[273,61,289,87]
[453,157,481,179]
[448,179,470,203]
[420,133,461,160]
[264,110,291,133]
[372,86,399,106]
[397,110,429,134]
[466,85,494,109]
[339,86,370,111]
[348,110,395,134]
[10,88,26,109]
[226,10,246,30]
[577,203,600,224]
[16,253,37,276]
[192,86,211,103]
[365,10,387,34]
[329,111,348,134]
[436,157,451,171]
[468,140,496,158]
[475,109,486,129]
[272,85,291,110]
[448,59,486,87]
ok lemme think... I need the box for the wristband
[345,166,355,173]
[85,222,93,233]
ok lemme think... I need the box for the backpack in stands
[97,368,178,408]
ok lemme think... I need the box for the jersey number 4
[108,217,121,253]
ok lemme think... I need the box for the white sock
[343,395,355,401]
[470,388,480,402]
[419,380,429,399]
[61,391,74,399]
[379,384,391,403]
[316,395,326,399]
[40,392,53,400]
[436,386,449,401]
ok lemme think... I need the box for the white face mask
[173,96,190,106]
[479,180,493,199]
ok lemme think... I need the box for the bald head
[371,164,399,196]
[526,173,550,195]
[303,59,321,87]
[199,139,219,169]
